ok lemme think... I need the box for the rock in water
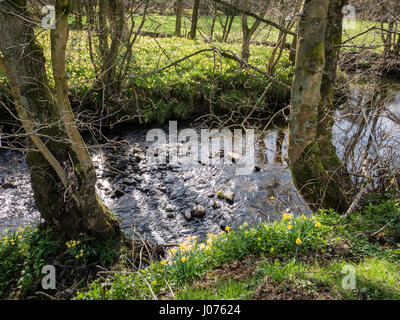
[212,201,221,209]
[122,178,136,186]
[184,210,192,221]
[223,191,235,204]
[166,212,175,218]
[111,188,125,198]
[166,204,176,212]
[116,159,128,170]
[191,205,206,218]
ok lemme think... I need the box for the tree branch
[211,0,296,36]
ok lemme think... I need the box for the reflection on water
[333,81,400,186]
[388,91,400,116]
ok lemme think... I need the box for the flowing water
[1,82,399,245]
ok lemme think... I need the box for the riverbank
[73,194,400,300]
[2,193,399,300]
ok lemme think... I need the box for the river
[1,82,399,245]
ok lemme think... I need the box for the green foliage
[256,258,301,283]
[33,30,292,124]
[0,226,59,298]
[76,194,400,300]
[360,198,400,239]
[64,236,119,266]
[75,214,332,300]
[0,225,121,299]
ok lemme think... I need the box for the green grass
[1,194,399,300]
[132,14,386,51]
[132,14,386,49]
[1,15,385,124]
[34,30,292,123]
[53,16,388,124]
[74,194,400,300]
[0,226,59,298]
[132,14,287,43]
[175,279,253,300]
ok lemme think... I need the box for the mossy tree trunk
[288,0,349,212]
[0,0,120,240]
[318,0,352,204]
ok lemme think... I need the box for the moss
[302,41,325,74]
[74,162,85,185]
[290,141,348,212]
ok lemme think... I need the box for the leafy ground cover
[73,194,400,300]
[36,30,292,123]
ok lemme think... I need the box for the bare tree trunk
[221,1,237,43]
[175,0,183,36]
[190,0,201,39]
[0,0,120,240]
[73,0,83,29]
[210,1,217,40]
[98,0,125,94]
[241,26,251,61]
[241,0,270,61]
[223,9,235,41]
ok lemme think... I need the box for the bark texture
[190,0,200,39]
[175,0,183,36]
[288,0,349,212]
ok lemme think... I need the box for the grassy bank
[72,194,400,300]
[1,190,399,300]
[0,16,387,124]
[36,31,292,124]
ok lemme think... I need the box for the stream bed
[0,124,309,245]
[1,82,400,245]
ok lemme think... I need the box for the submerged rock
[111,188,125,198]
[166,212,175,218]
